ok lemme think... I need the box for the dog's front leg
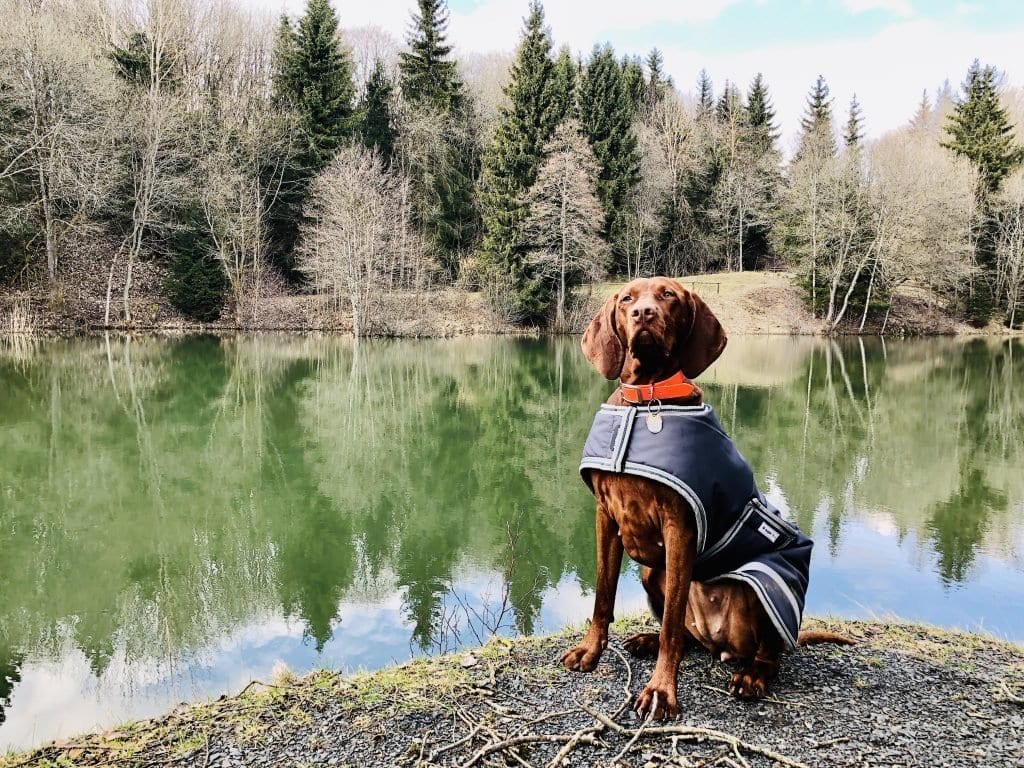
[561,503,623,672]
[634,516,696,719]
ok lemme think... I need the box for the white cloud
[842,0,915,17]
[658,19,1021,150]
[449,0,745,53]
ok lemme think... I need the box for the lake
[1,334,1022,750]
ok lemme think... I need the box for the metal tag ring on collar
[647,398,663,416]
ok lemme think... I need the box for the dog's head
[581,277,727,382]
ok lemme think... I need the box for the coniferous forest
[1,0,1024,333]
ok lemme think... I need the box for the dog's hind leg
[624,566,670,658]
[728,651,780,699]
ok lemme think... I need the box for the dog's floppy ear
[674,286,727,379]
[581,292,626,380]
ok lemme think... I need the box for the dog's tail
[797,630,855,646]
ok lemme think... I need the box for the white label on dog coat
[757,521,780,543]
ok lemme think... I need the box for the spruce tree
[578,44,641,268]
[716,81,742,125]
[479,1,563,321]
[550,46,577,120]
[942,60,1024,325]
[358,59,396,161]
[740,74,783,269]
[166,202,227,322]
[942,60,1024,197]
[746,73,780,153]
[268,1,356,274]
[620,55,646,115]
[844,95,864,148]
[910,89,933,133]
[280,0,356,169]
[645,48,669,109]
[398,0,477,276]
[795,75,837,162]
[398,0,465,114]
[697,69,714,118]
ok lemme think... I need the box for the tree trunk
[859,255,879,333]
[104,252,119,326]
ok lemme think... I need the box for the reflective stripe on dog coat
[579,404,812,650]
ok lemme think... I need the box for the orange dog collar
[619,371,696,404]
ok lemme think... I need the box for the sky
[261,0,1024,151]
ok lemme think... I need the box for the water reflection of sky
[4,519,1022,752]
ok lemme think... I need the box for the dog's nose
[631,304,657,321]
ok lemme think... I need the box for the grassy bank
[4,617,1022,768]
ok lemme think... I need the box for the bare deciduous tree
[867,129,976,329]
[194,6,293,326]
[995,171,1024,328]
[0,0,117,287]
[298,144,426,336]
[344,24,400,95]
[522,120,607,331]
[103,0,192,326]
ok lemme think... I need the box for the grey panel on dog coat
[579,404,812,650]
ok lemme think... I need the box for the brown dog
[561,277,850,720]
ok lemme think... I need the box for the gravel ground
[3,618,1022,768]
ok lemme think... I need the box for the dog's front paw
[634,680,678,720]
[560,644,602,672]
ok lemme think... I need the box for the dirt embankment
[3,617,1022,768]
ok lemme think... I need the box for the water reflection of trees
[1,334,1021,695]
[0,335,607,681]
[712,337,1024,583]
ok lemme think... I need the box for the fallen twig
[699,684,808,708]
[460,733,600,768]
[578,701,810,768]
[994,681,1024,705]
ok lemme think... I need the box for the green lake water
[1,334,1023,749]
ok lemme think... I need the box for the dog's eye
[662,290,675,298]
[620,295,633,303]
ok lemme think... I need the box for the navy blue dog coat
[579,404,812,650]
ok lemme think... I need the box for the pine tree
[398,0,465,115]
[358,59,396,160]
[578,44,641,267]
[942,60,1024,325]
[844,95,864,149]
[479,1,563,321]
[745,73,780,153]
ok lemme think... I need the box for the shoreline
[5,270,1022,340]
[3,617,1022,767]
